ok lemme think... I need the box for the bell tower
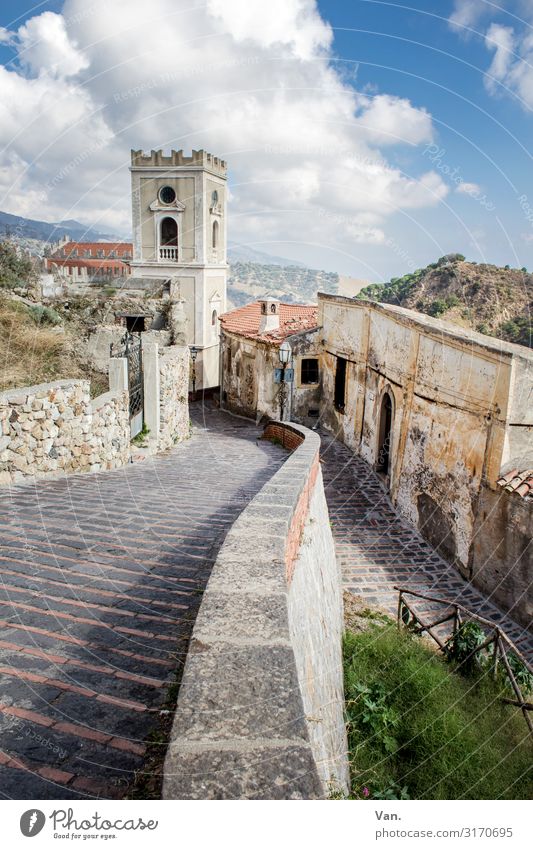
[129,148,228,390]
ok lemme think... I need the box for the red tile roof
[497,468,533,498]
[50,242,133,259]
[220,302,318,344]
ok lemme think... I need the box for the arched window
[212,220,219,249]
[211,309,217,326]
[376,391,394,477]
[161,217,178,246]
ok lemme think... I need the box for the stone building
[219,298,320,424]
[129,149,228,390]
[46,241,133,282]
[318,293,532,628]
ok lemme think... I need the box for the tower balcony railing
[159,246,179,262]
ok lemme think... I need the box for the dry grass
[0,296,106,395]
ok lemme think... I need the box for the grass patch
[344,624,532,800]
[0,295,107,394]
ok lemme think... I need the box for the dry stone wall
[0,379,129,485]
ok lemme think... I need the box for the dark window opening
[212,220,219,249]
[301,358,319,384]
[308,408,319,418]
[334,356,347,413]
[126,316,145,333]
[161,217,178,246]
[377,392,393,477]
[212,309,217,326]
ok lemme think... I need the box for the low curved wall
[163,421,349,800]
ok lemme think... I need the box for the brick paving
[320,431,533,660]
[0,404,285,800]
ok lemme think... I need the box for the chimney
[258,298,280,334]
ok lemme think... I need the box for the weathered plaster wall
[470,486,532,630]
[163,422,349,799]
[158,345,190,449]
[318,294,530,582]
[222,330,322,425]
[0,379,130,484]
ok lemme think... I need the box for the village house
[219,297,321,425]
[317,292,533,628]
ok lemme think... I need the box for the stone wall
[163,421,349,800]
[0,379,129,484]
[158,346,189,450]
[471,486,532,630]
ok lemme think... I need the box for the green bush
[344,624,532,800]
[0,241,37,289]
[428,299,448,317]
[27,304,62,326]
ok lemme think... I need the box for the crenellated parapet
[130,148,227,174]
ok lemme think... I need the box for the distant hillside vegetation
[357,254,533,349]
[228,261,338,308]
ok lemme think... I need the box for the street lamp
[278,340,291,421]
[190,345,198,401]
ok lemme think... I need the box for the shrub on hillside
[0,241,37,289]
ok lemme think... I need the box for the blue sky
[1,0,532,279]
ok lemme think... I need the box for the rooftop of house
[48,257,130,268]
[318,292,533,362]
[50,242,133,259]
[220,301,319,344]
[498,466,533,498]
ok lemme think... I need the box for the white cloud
[206,0,332,60]
[354,94,433,146]
[449,0,489,31]
[17,12,89,78]
[456,181,482,195]
[0,0,448,257]
[485,23,515,87]
[483,20,533,108]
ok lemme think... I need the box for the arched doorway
[376,391,393,477]
[160,217,178,246]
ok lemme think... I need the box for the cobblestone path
[320,431,533,660]
[0,405,285,799]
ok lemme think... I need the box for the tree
[0,241,38,290]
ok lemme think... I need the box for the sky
[0,0,532,280]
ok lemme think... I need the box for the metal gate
[125,333,144,437]
[111,332,144,438]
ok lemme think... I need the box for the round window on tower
[159,186,176,205]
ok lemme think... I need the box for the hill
[228,260,339,307]
[357,254,533,349]
[0,210,122,247]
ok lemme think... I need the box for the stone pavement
[0,404,285,799]
[319,431,533,660]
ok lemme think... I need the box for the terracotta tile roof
[50,242,133,259]
[220,301,319,343]
[47,258,130,269]
[497,468,533,498]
